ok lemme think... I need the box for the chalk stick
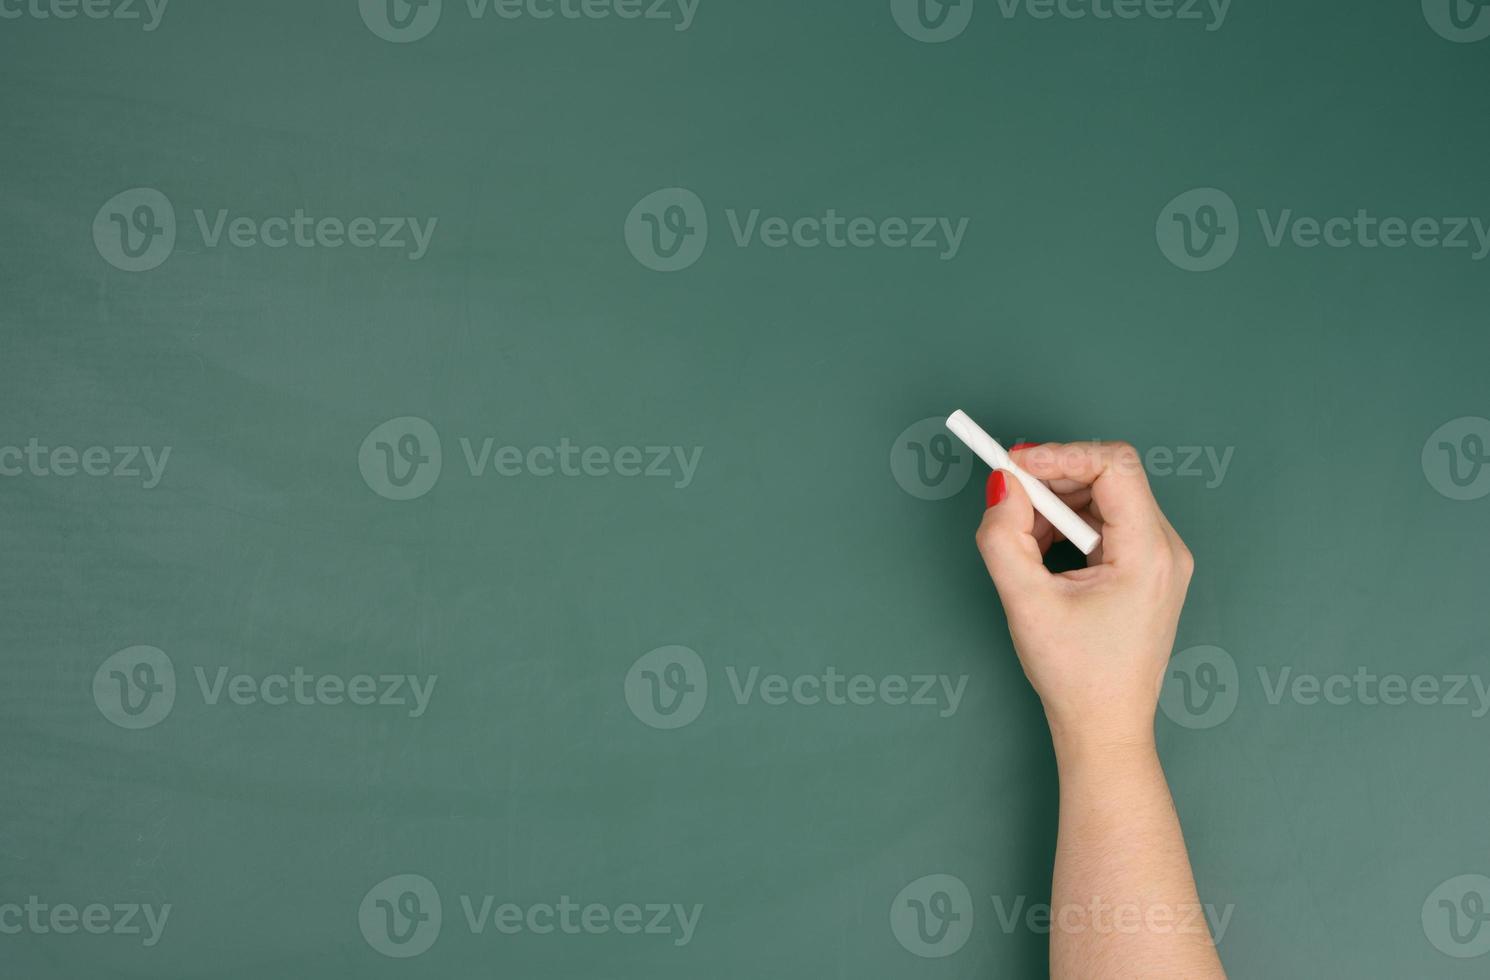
[945,410,1101,556]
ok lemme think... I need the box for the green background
[2,1,1488,976]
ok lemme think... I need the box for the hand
[974,441,1194,756]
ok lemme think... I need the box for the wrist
[1048,723,1158,771]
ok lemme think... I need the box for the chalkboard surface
[2,2,1488,977]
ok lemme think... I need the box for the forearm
[1048,737,1225,980]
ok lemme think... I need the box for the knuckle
[1107,441,1143,471]
[975,522,1014,554]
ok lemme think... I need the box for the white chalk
[945,410,1102,556]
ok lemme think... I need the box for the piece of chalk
[945,410,1102,556]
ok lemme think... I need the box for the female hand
[974,441,1194,754]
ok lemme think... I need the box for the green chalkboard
[2,1,1488,977]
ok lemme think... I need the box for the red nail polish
[1010,442,1040,452]
[986,470,1007,507]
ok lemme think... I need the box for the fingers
[975,472,1050,595]
[1009,441,1168,564]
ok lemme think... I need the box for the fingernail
[1010,442,1040,452]
[985,470,1007,507]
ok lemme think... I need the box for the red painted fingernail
[985,470,1007,507]
[1010,442,1040,452]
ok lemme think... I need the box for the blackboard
[3,1,1489,976]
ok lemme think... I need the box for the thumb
[974,470,1050,597]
